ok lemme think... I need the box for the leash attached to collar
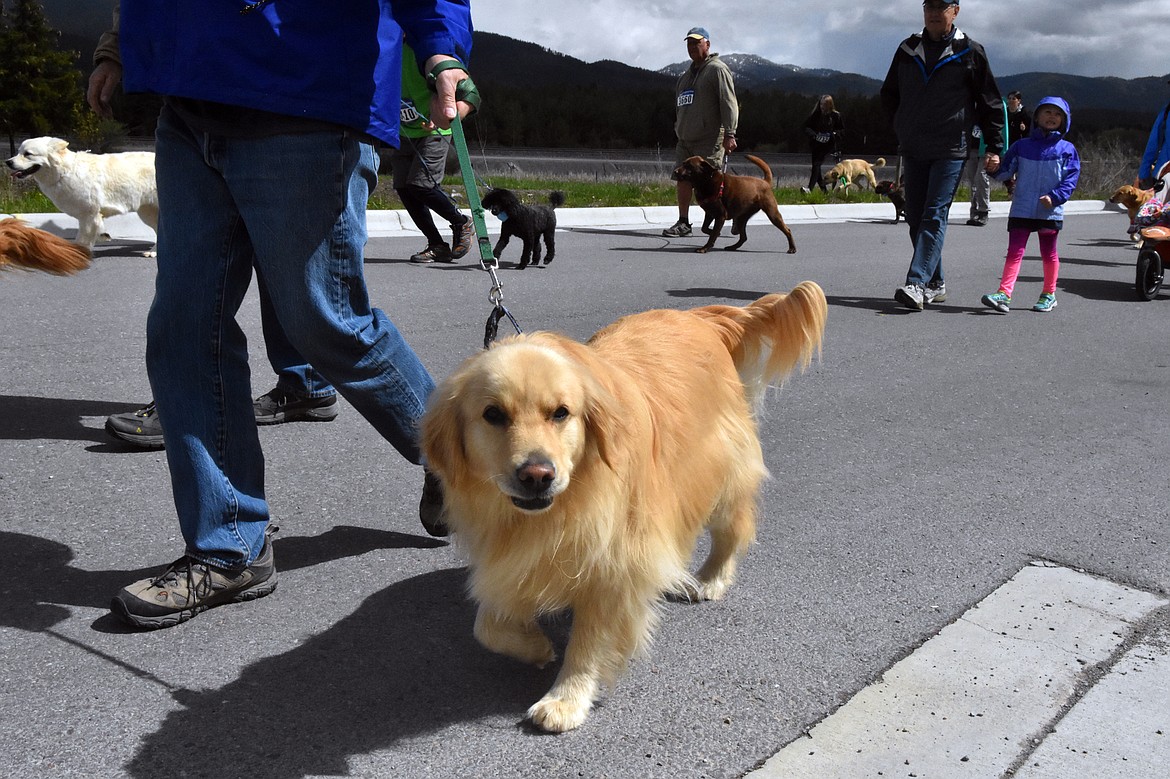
[698,153,730,206]
[449,114,522,349]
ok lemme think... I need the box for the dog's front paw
[527,695,591,733]
[694,246,710,254]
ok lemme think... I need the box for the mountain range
[43,4,1170,116]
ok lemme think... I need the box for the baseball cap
[684,27,710,41]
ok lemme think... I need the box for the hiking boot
[1032,293,1058,312]
[894,284,925,311]
[449,217,475,260]
[105,402,164,449]
[661,220,692,237]
[410,243,452,263]
[981,291,1011,313]
[253,387,339,425]
[924,281,947,305]
[111,537,277,629]
[419,470,449,537]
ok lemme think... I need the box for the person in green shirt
[398,44,475,263]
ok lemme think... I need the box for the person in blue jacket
[981,96,1081,314]
[109,0,477,629]
[1137,80,1170,188]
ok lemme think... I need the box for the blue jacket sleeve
[396,0,474,69]
[1138,104,1169,181]
[1047,146,1081,207]
[992,143,1018,182]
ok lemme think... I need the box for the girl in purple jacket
[981,96,1081,313]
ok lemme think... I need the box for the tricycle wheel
[1136,248,1164,300]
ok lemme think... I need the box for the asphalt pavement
[1,201,1167,778]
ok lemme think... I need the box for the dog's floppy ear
[49,138,69,156]
[555,344,627,473]
[419,374,470,488]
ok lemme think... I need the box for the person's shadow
[0,526,446,634]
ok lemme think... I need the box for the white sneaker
[924,281,947,304]
[894,284,925,311]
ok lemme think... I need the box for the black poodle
[481,188,565,269]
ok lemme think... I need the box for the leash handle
[483,303,522,349]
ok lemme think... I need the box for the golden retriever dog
[5,136,157,253]
[0,218,91,275]
[1109,184,1155,241]
[421,282,828,732]
[827,157,886,192]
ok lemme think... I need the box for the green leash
[449,115,522,348]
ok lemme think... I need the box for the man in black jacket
[881,0,1005,310]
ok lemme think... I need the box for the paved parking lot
[1,206,1166,778]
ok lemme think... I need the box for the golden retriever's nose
[516,458,556,493]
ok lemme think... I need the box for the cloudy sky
[472,0,1170,81]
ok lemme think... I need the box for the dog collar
[698,180,725,205]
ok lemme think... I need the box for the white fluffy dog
[6,136,158,252]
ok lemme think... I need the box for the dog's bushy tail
[693,281,827,405]
[549,190,566,208]
[875,157,887,168]
[0,219,91,275]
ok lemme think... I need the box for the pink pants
[999,228,1059,297]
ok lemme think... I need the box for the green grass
[0,178,56,213]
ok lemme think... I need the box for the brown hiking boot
[111,537,277,629]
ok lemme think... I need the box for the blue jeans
[146,106,435,569]
[902,157,965,287]
[256,279,335,399]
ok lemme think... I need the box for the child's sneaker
[981,291,1011,313]
[1032,293,1058,312]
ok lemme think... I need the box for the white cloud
[473,1,1170,80]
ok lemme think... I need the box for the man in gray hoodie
[662,27,739,238]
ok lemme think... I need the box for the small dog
[5,136,158,252]
[671,154,797,254]
[874,179,906,223]
[827,157,886,192]
[1110,184,1155,241]
[0,219,92,275]
[481,188,565,269]
[421,282,827,732]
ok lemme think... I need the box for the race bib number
[677,89,695,108]
[400,99,425,128]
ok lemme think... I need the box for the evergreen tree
[0,0,85,155]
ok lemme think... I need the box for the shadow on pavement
[123,566,556,778]
[0,526,446,635]
[666,287,771,301]
[0,395,142,443]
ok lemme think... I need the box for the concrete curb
[5,200,1123,241]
